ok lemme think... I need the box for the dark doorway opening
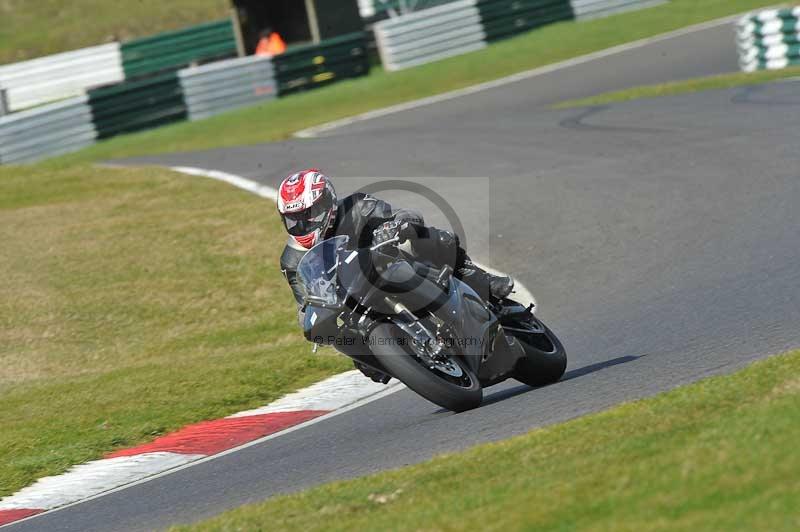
[312,0,364,40]
[232,0,365,54]
[233,0,312,54]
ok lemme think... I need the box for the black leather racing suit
[280,193,497,308]
[281,193,505,383]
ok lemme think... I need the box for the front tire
[369,323,483,412]
[512,319,567,387]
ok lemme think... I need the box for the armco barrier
[477,0,574,42]
[571,0,665,20]
[121,20,237,80]
[0,96,96,164]
[273,32,370,95]
[359,0,459,20]
[0,88,8,116]
[0,43,123,112]
[179,56,277,121]
[374,0,486,72]
[737,7,800,72]
[373,0,667,70]
[88,72,186,139]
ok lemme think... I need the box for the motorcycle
[297,235,567,412]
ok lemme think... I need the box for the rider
[277,169,514,382]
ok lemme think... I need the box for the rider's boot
[458,260,514,301]
[489,275,514,300]
[354,361,392,384]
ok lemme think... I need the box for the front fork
[387,302,445,368]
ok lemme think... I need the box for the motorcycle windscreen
[296,235,349,307]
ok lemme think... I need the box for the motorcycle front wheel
[369,323,483,412]
[510,318,567,387]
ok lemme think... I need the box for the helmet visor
[282,193,334,237]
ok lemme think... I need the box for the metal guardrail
[737,7,800,72]
[570,0,665,20]
[88,72,186,139]
[374,0,486,71]
[477,0,575,43]
[179,56,277,121]
[121,19,238,80]
[373,0,667,71]
[359,0,459,20]
[0,43,123,112]
[0,88,8,117]
[0,96,96,164]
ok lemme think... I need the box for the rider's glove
[372,221,418,246]
[396,222,418,244]
[372,221,400,246]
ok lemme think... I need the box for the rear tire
[512,320,567,387]
[369,323,483,412]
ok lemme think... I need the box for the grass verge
[175,350,800,531]
[554,67,800,108]
[0,0,228,64]
[49,0,782,165]
[0,164,349,497]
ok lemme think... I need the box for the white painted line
[227,370,391,417]
[170,166,278,201]
[0,353,401,525]
[294,13,746,138]
[0,453,203,511]
[4,382,406,529]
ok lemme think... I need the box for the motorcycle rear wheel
[369,323,483,412]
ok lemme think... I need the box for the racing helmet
[277,169,337,249]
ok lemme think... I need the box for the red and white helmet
[277,169,338,249]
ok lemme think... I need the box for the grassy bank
[0,0,228,64]
[0,165,349,497]
[48,0,781,165]
[177,350,800,531]
[554,67,800,108]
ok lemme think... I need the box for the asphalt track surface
[12,20,800,531]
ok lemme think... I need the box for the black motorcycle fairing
[298,237,530,391]
[303,306,340,344]
[303,302,393,376]
[432,276,525,382]
[375,260,450,314]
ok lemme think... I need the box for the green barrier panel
[738,10,800,71]
[121,20,237,80]
[741,32,800,47]
[88,72,186,139]
[750,43,800,60]
[368,0,457,16]
[741,19,800,38]
[757,8,800,20]
[749,56,800,70]
[477,0,574,42]
[273,32,370,96]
